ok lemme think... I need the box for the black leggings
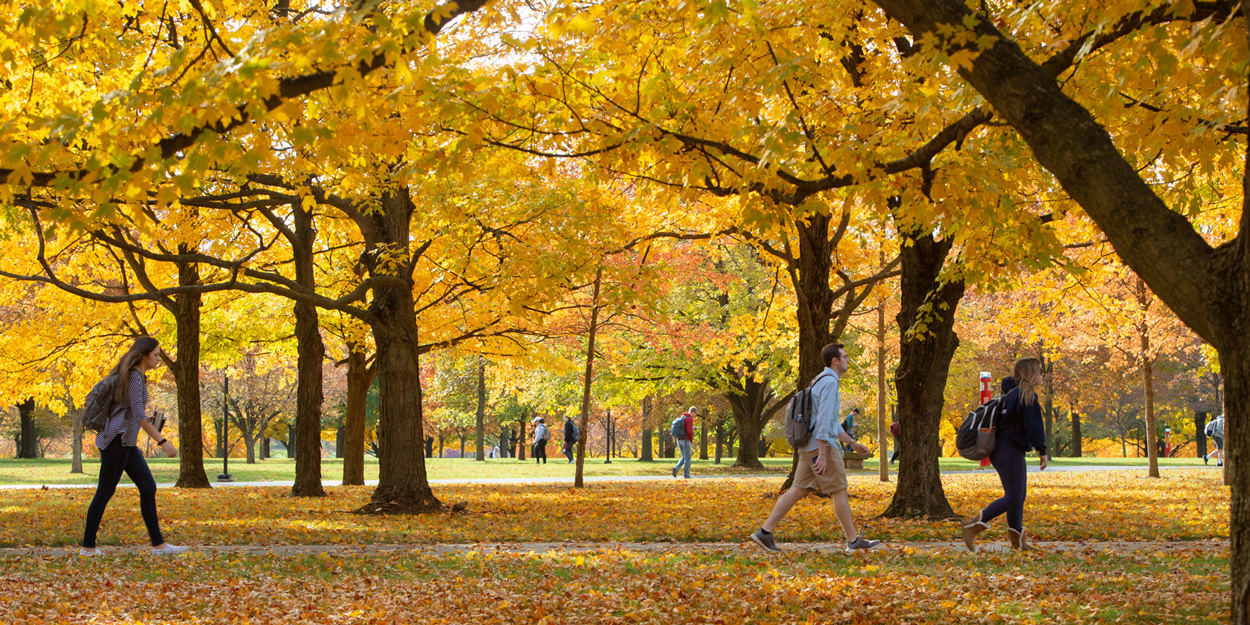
[979,439,1028,532]
[82,437,165,548]
[533,440,547,464]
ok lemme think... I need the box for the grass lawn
[0,547,1227,624]
[0,471,1226,547]
[0,453,1217,486]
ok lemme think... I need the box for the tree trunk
[858,2,1248,616]
[290,202,327,496]
[1071,407,1083,458]
[882,226,961,520]
[1197,411,1209,459]
[71,407,83,473]
[699,408,709,460]
[261,436,269,460]
[361,188,439,513]
[715,417,723,464]
[475,359,486,461]
[17,398,37,459]
[517,419,526,460]
[171,261,210,488]
[794,215,836,387]
[725,374,773,469]
[639,397,653,462]
[1139,277,1160,479]
[342,346,374,486]
[877,300,890,482]
[574,267,602,489]
[245,433,256,464]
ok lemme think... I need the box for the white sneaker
[78,548,103,557]
[150,544,190,555]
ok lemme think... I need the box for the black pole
[218,375,233,482]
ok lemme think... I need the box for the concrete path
[2,540,1228,558]
[0,464,1222,490]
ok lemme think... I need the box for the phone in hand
[150,411,165,432]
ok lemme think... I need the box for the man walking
[671,406,696,479]
[563,416,578,463]
[750,343,880,553]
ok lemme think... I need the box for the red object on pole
[979,372,993,467]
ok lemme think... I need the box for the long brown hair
[1013,358,1043,406]
[109,337,159,405]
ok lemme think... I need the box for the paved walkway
[0,464,1222,490]
[2,540,1228,558]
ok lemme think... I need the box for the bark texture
[171,259,210,488]
[881,227,962,520]
[342,346,375,486]
[865,0,1248,616]
[291,202,326,497]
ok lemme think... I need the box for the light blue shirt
[800,367,844,453]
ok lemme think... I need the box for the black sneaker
[846,536,881,552]
[750,530,782,553]
[672,467,678,478]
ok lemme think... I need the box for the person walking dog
[80,337,189,556]
[961,358,1049,551]
[749,343,880,553]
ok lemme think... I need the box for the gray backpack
[82,375,118,432]
[784,373,832,448]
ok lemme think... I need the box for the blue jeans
[674,439,692,478]
[82,437,165,548]
[979,439,1028,532]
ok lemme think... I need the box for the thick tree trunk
[861,1,1248,615]
[342,346,374,486]
[1071,408,1083,458]
[17,398,37,459]
[291,203,326,496]
[882,228,961,520]
[292,298,326,496]
[171,262,210,488]
[475,360,486,461]
[725,374,774,469]
[360,189,438,513]
[794,215,835,387]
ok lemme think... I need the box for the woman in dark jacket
[961,358,1048,551]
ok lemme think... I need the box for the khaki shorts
[793,447,848,495]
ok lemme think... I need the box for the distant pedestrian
[749,343,880,553]
[532,417,549,464]
[1205,415,1224,466]
[80,337,188,556]
[670,407,696,479]
[562,416,578,463]
[961,359,1049,552]
[840,408,860,452]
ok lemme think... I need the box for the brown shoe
[1007,527,1037,551]
[961,515,990,552]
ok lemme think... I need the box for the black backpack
[784,373,832,448]
[955,393,1010,461]
[82,375,118,432]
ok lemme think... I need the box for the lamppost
[217,375,233,482]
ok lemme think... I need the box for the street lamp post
[218,375,233,482]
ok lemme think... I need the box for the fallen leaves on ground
[0,547,1228,624]
[0,470,1227,547]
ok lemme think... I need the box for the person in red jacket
[671,407,697,479]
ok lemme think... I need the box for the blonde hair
[1013,358,1043,406]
